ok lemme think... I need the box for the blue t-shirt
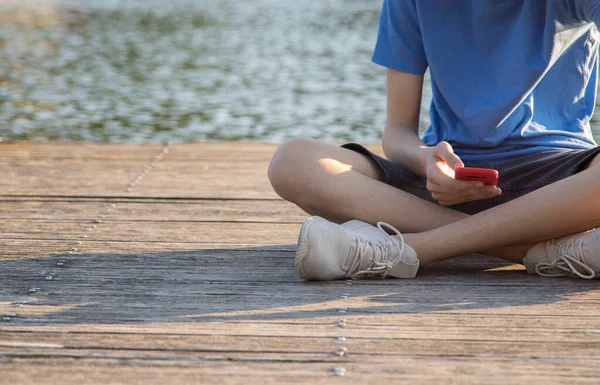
[373,0,600,163]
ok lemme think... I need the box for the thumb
[435,141,463,170]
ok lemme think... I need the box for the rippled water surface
[1,0,599,143]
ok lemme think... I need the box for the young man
[268,1,600,280]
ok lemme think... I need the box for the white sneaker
[295,216,420,281]
[523,228,600,279]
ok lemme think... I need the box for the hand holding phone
[425,142,501,206]
[454,167,499,186]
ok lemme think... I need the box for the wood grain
[0,141,598,385]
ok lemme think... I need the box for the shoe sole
[295,216,316,279]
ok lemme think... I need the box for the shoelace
[535,239,596,279]
[348,222,405,279]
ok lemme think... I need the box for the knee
[268,138,318,200]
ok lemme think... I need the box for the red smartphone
[455,167,499,185]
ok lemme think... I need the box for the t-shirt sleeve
[372,0,428,74]
[570,0,600,25]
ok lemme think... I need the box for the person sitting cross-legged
[268,0,600,280]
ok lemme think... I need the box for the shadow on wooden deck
[3,246,596,325]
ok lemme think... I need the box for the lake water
[1,0,599,143]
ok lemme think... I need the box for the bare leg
[268,138,532,262]
[269,138,468,230]
[404,160,600,264]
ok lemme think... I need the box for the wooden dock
[1,141,599,384]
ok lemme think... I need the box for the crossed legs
[268,138,600,265]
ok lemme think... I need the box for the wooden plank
[0,199,307,223]
[0,142,166,160]
[167,142,283,161]
[125,159,278,199]
[83,222,300,244]
[0,222,302,255]
[0,219,301,243]
[2,357,597,385]
[3,337,600,360]
[0,156,276,199]
[0,158,155,196]
[0,199,116,221]
[129,142,381,199]
[0,141,383,161]
[1,336,600,360]
[0,220,96,238]
[163,142,382,161]
[4,313,600,335]
[0,239,75,259]
[2,240,296,257]
[0,141,382,199]
[3,323,600,346]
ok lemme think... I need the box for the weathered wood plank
[0,199,307,223]
[1,357,599,385]
[168,142,384,160]
[5,313,600,335]
[1,241,295,259]
[0,220,301,243]
[0,158,154,196]
[0,220,97,237]
[0,142,166,160]
[0,141,382,199]
[3,337,600,359]
[0,239,75,259]
[0,141,383,161]
[0,158,276,199]
[125,159,278,199]
[4,325,600,346]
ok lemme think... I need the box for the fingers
[428,142,466,188]
[434,141,463,170]
[427,180,484,195]
[426,141,501,206]
[428,181,502,206]
[437,189,502,206]
[428,159,481,190]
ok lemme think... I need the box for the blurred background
[1,0,599,143]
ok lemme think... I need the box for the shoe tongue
[348,237,387,272]
[343,224,406,274]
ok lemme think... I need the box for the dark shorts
[342,143,600,215]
